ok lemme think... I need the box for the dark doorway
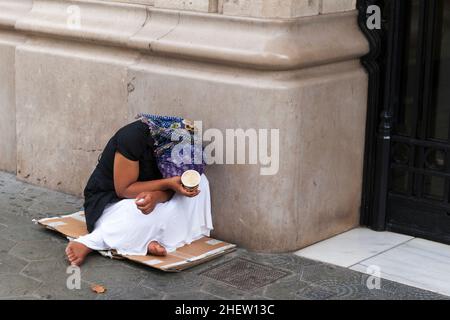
[360,0,450,243]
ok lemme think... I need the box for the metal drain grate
[200,258,289,291]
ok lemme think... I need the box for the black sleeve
[115,122,146,161]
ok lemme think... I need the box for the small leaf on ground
[91,284,106,294]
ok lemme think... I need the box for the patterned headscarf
[136,113,206,178]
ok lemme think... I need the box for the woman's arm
[113,151,199,199]
[114,151,169,198]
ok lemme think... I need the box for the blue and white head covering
[136,113,206,178]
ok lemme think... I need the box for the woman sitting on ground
[65,120,213,266]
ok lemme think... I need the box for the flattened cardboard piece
[36,211,236,272]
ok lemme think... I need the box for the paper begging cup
[181,170,201,191]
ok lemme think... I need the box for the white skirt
[75,174,213,256]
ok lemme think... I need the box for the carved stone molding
[1,0,368,70]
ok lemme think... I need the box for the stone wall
[0,0,368,252]
[102,0,356,16]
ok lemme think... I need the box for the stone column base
[0,0,368,252]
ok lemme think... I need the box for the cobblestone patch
[0,171,448,300]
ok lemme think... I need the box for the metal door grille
[360,0,450,243]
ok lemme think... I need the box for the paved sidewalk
[0,171,448,300]
[296,227,450,296]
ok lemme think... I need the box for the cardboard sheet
[36,211,236,272]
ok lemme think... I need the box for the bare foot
[65,241,92,266]
[148,241,167,256]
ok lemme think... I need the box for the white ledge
[4,0,369,70]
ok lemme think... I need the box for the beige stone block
[154,0,218,13]
[15,39,140,196]
[320,0,356,14]
[127,56,367,252]
[0,32,27,173]
[5,0,370,252]
[220,0,320,18]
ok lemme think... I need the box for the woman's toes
[71,258,82,266]
[65,241,92,266]
[157,246,167,256]
[148,241,167,256]
[66,249,74,260]
[155,244,167,256]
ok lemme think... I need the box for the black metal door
[360,0,450,243]
[387,0,450,242]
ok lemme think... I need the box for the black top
[83,120,162,232]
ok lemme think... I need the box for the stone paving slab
[0,171,448,300]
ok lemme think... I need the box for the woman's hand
[135,191,158,214]
[167,176,200,198]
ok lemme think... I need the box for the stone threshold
[295,227,450,297]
